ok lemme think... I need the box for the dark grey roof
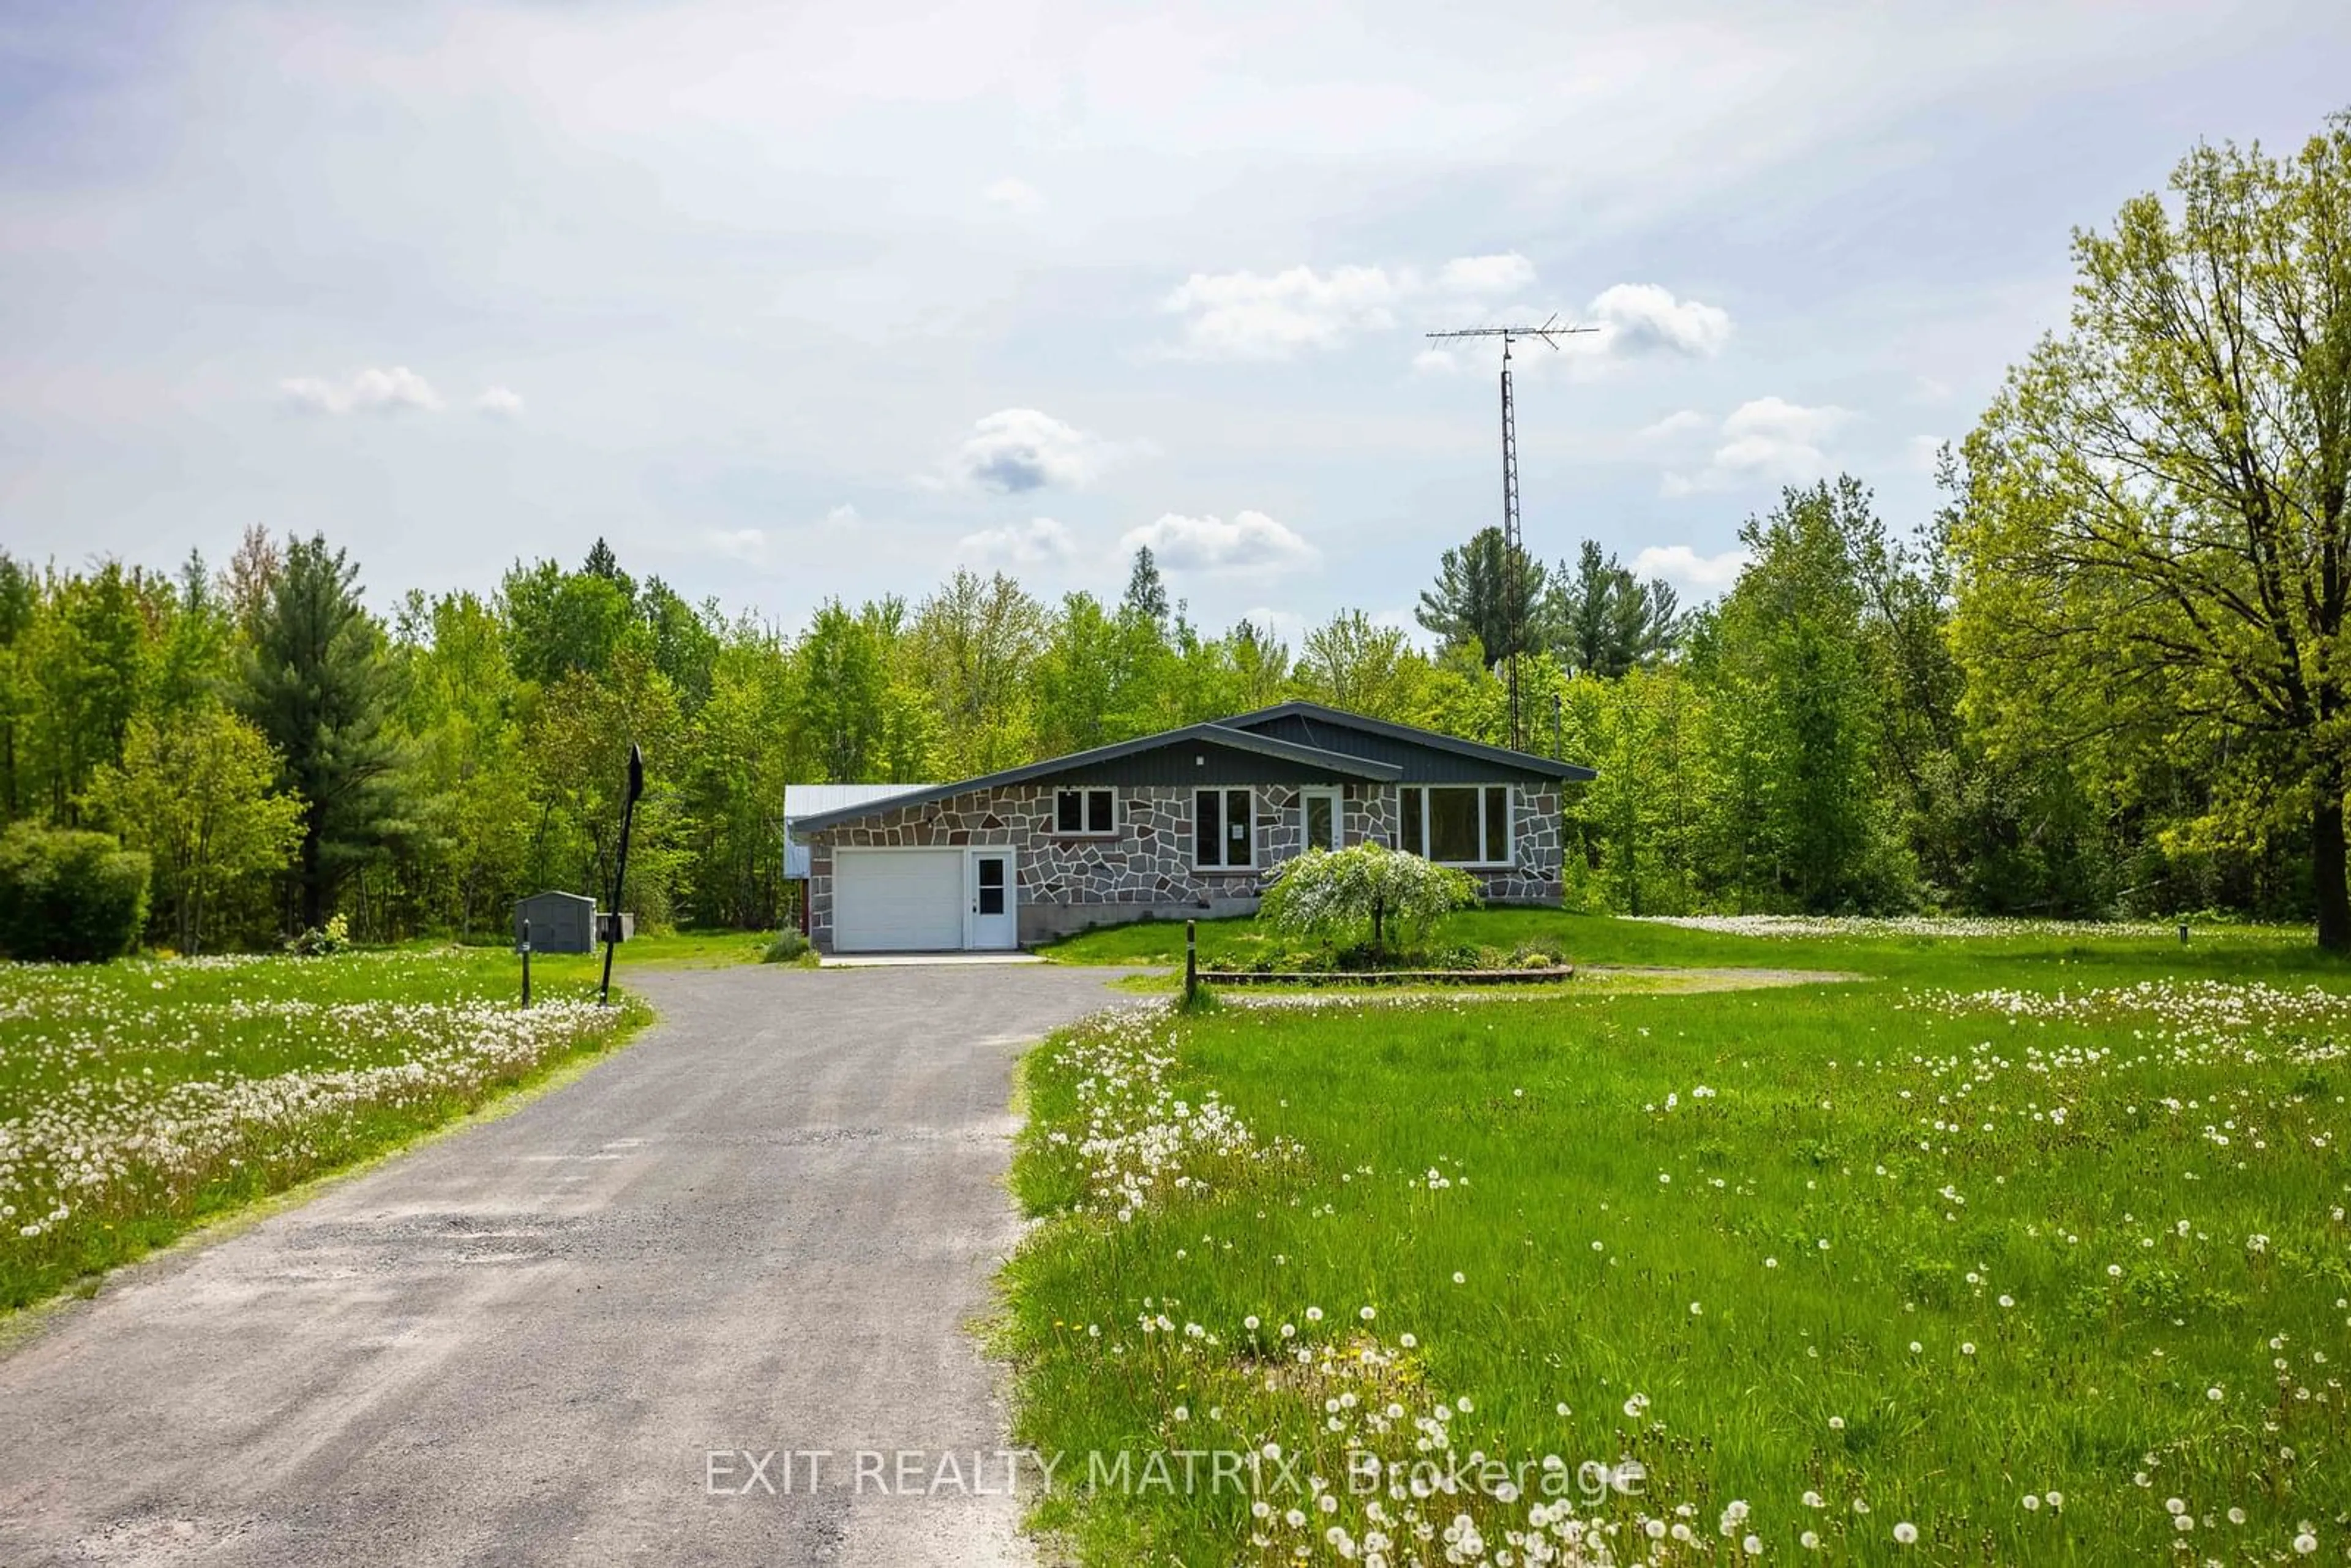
[1217,700,1599,781]
[786,722,1401,835]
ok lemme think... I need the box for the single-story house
[786,701,1595,954]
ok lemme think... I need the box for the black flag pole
[600,743,645,1007]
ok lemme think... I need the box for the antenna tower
[1423,313,1595,751]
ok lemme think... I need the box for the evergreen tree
[1415,527,1548,666]
[1550,541,1681,678]
[1122,546,1171,627]
[238,535,407,929]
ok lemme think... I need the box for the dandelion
[2295,1531,2318,1553]
[1800,1530,1821,1550]
[1828,1416,1845,1431]
[1893,1521,1919,1544]
[1359,1305,1375,1322]
[1452,1272,1466,1285]
[1960,1342,1977,1356]
[2022,1494,2039,1511]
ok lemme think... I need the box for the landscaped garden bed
[1196,963,1570,985]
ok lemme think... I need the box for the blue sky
[3,1,2347,642]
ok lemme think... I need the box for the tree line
[2,110,2344,948]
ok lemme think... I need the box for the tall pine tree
[238,535,407,929]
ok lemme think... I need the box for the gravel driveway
[0,962,1130,1567]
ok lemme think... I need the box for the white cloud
[1159,264,1407,361]
[704,527,768,563]
[957,516,1073,568]
[1121,509,1315,574]
[947,408,1113,493]
[474,385,525,418]
[1433,252,1537,298]
[1904,433,1948,473]
[820,503,862,528]
[1632,544,1750,595]
[277,365,445,416]
[1662,396,1853,494]
[1637,408,1711,440]
[1583,284,1733,358]
[983,176,1043,214]
[1157,257,1730,373]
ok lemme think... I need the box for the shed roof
[782,782,935,820]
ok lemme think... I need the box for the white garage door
[833,849,965,952]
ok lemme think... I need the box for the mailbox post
[599,743,645,1007]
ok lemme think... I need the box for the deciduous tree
[1952,114,2351,946]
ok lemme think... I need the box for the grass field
[0,931,756,1312]
[1004,914,2349,1564]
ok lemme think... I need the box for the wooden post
[520,917,533,1008]
[2179,920,2190,945]
[1185,920,1198,1004]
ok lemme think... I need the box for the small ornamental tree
[1259,842,1479,961]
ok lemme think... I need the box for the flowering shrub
[283,912,352,956]
[1260,844,1480,961]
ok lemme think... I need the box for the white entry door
[964,848,1018,950]
[1300,787,1343,852]
[964,850,1020,950]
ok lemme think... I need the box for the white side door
[1300,787,1343,852]
[964,847,1018,950]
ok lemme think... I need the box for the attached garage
[829,847,1019,953]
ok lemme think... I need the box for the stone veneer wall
[806,782,1565,949]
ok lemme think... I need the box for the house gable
[1217,700,1597,785]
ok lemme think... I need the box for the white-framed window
[1194,787,1255,869]
[1397,786,1513,866]
[1053,787,1117,836]
[1300,786,1343,852]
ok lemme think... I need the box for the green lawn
[0,931,758,1312]
[1003,913,2348,1564]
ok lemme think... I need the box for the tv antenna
[1423,313,1595,751]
